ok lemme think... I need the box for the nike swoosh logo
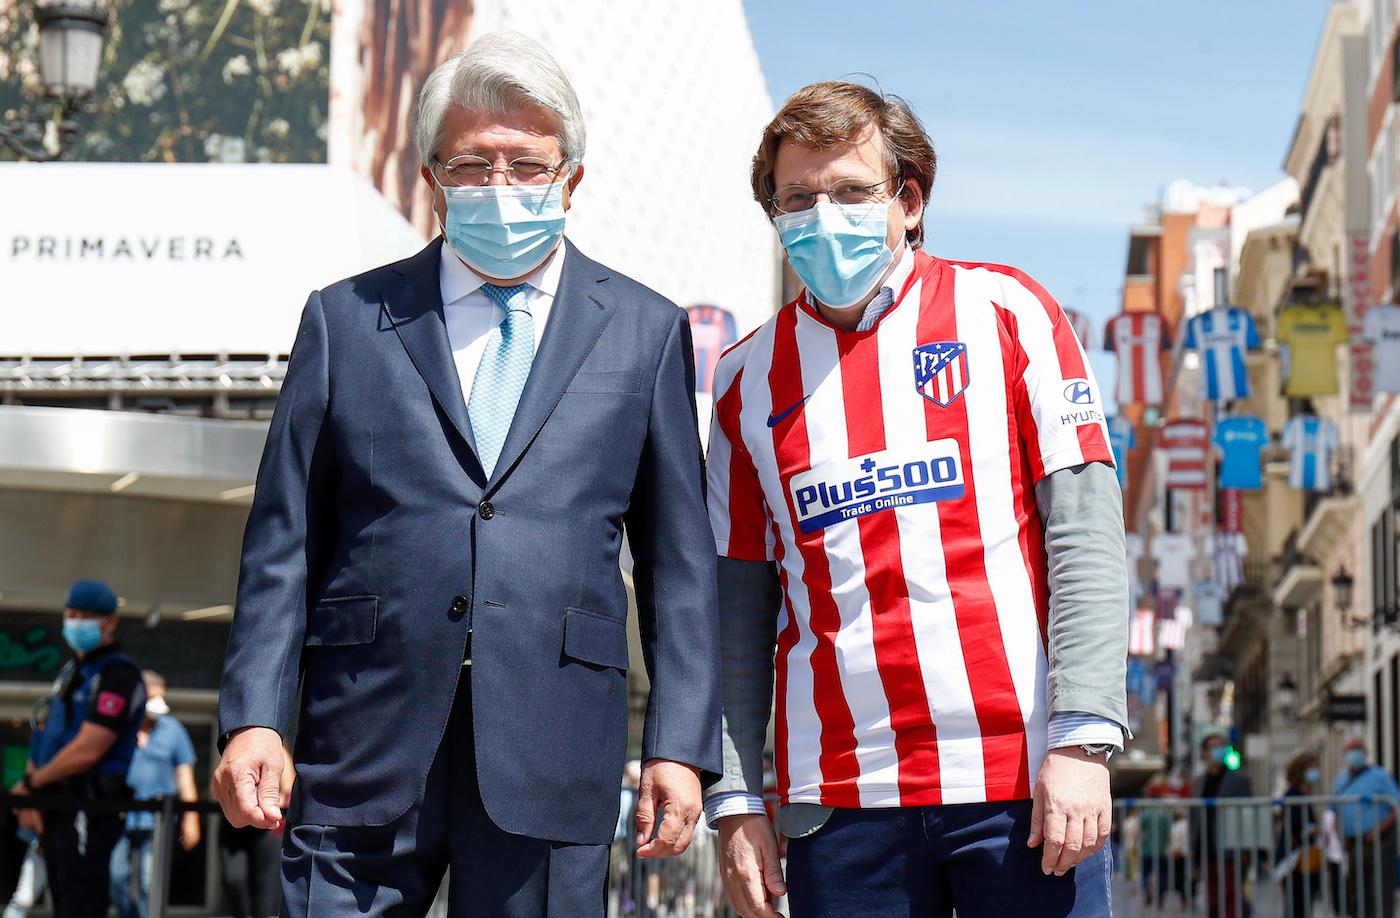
[766,395,810,428]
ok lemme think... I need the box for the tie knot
[481,283,532,314]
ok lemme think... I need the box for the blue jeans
[109,830,153,918]
[785,800,1112,917]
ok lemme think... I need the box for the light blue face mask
[1305,767,1322,785]
[61,618,104,654]
[436,177,568,280]
[774,199,896,309]
[1347,749,1369,772]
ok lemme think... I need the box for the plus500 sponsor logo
[788,440,965,535]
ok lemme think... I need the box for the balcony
[1273,528,1323,609]
[1297,446,1357,558]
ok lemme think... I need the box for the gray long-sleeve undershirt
[706,460,1130,835]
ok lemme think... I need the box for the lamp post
[0,0,110,161]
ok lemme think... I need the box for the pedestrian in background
[10,579,146,918]
[1332,737,1399,918]
[110,671,200,918]
[1192,732,1253,918]
[1277,750,1322,918]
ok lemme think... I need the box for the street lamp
[0,0,111,161]
[1332,568,1355,612]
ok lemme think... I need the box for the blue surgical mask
[436,179,568,280]
[774,200,897,309]
[1210,745,1229,764]
[61,619,103,654]
[1347,749,1369,772]
[1305,767,1322,785]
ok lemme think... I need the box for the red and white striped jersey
[1104,312,1173,406]
[1064,308,1095,352]
[1159,417,1208,490]
[707,251,1114,808]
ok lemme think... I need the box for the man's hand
[1028,746,1112,876]
[635,759,701,858]
[213,727,285,830]
[8,782,41,835]
[718,813,786,917]
[180,811,202,850]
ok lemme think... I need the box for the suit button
[449,595,468,616]
[478,501,495,521]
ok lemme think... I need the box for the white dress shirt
[439,243,566,419]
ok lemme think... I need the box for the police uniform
[30,641,145,918]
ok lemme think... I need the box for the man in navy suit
[212,31,721,916]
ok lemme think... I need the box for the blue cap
[65,579,117,615]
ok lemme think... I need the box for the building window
[1378,668,1387,772]
[1383,652,1394,772]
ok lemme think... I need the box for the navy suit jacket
[218,238,722,844]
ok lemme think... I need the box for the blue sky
[743,1,1328,333]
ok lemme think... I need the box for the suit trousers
[280,674,610,917]
[784,799,1112,918]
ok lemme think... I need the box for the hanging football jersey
[1363,303,1400,394]
[1182,306,1260,400]
[1280,414,1340,492]
[1065,308,1095,351]
[1212,415,1269,490]
[1277,303,1347,396]
[1159,417,1209,490]
[1105,312,1172,406]
[1107,415,1136,488]
[1213,531,1247,592]
[1128,608,1156,656]
[685,303,739,395]
[1194,579,1225,626]
[1151,532,1195,589]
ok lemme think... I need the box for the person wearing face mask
[1277,751,1323,918]
[1190,732,1253,918]
[1332,737,1400,917]
[212,30,720,918]
[706,81,1127,917]
[11,578,146,918]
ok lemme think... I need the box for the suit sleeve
[218,290,338,745]
[625,311,723,779]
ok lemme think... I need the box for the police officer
[11,579,145,918]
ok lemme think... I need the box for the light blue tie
[468,284,535,476]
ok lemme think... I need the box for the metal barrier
[0,791,223,918]
[1113,795,1400,917]
[606,797,739,918]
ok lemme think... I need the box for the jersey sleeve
[1000,270,1116,481]
[1244,312,1261,349]
[707,359,774,562]
[87,661,141,733]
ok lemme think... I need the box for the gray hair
[414,31,586,167]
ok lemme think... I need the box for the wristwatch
[1079,744,1115,760]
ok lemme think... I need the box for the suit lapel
[380,237,487,484]
[488,240,615,491]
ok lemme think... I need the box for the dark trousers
[784,800,1112,917]
[280,675,609,917]
[220,823,283,918]
[42,809,125,918]
[1345,829,1397,918]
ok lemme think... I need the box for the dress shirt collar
[439,239,567,306]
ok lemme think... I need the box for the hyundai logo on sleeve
[1063,380,1095,405]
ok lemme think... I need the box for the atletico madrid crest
[913,342,969,407]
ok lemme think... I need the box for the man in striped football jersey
[705,82,1128,917]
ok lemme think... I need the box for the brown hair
[1285,750,1319,787]
[751,81,937,248]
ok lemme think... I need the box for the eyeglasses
[433,154,570,187]
[770,175,902,214]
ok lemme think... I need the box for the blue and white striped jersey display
[1183,306,1260,401]
[1212,414,1269,490]
[1281,413,1340,492]
[1107,415,1136,488]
